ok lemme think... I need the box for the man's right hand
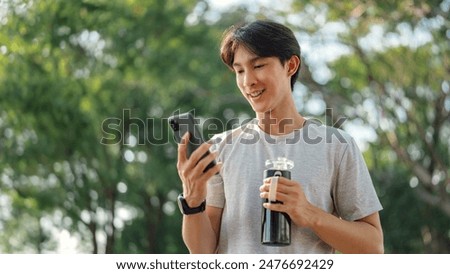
[176,132,221,207]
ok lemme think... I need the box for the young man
[176,20,384,253]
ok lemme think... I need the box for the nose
[243,70,257,87]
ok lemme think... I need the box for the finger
[260,178,280,194]
[260,176,285,191]
[181,143,209,174]
[268,183,292,195]
[177,132,190,163]
[262,202,286,213]
[259,184,266,192]
[191,150,217,175]
[260,189,289,202]
[262,178,300,194]
[260,191,270,199]
[260,177,274,192]
[188,142,212,167]
[276,176,298,187]
[200,161,222,181]
[197,151,219,172]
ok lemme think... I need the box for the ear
[286,55,300,77]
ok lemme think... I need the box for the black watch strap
[177,194,206,215]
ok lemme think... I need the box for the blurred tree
[0,0,239,253]
[286,0,449,252]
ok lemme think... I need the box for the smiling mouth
[248,89,265,98]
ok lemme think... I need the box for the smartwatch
[177,194,206,215]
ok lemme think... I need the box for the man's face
[232,46,293,115]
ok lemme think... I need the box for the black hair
[220,20,301,90]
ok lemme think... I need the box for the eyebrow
[232,56,263,68]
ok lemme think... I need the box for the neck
[256,108,305,136]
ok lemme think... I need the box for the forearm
[182,212,218,254]
[301,206,384,254]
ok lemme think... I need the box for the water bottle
[261,157,294,246]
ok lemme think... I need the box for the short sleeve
[206,174,225,208]
[333,138,383,221]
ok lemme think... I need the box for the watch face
[177,194,191,214]
[177,197,185,214]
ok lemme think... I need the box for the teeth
[249,90,264,98]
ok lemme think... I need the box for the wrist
[177,194,206,215]
[293,202,321,229]
[304,205,323,229]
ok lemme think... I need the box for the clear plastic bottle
[261,157,294,246]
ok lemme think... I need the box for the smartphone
[168,112,216,172]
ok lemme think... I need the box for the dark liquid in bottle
[261,169,291,246]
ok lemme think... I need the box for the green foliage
[290,0,450,253]
[0,0,238,253]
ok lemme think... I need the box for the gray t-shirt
[207,119,382,254]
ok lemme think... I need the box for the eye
[254,64,265,69]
